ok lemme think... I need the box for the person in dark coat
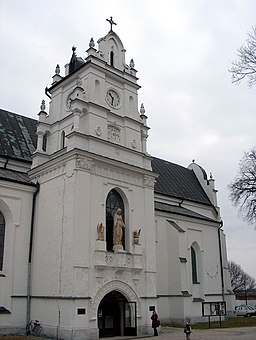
[184,320,191,339]
[151,310,159,336]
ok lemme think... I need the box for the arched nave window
[191,246,199,284]
[106,189,125,251]
[0,212,6,271]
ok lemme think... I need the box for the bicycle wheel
[33,324,42,336]
[25,323,31,336]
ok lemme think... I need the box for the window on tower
[106,189,125,251]
[110,51,114,67]
[61,131,66,149]
[42,133,47,152]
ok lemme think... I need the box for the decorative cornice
[143,175,155,188]
[31,163,66,184]
[76,158,94,171]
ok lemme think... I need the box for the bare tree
[229,26,256,87]
[228,261,256,293]
[228,147,256,227]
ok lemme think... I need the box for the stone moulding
[90,279,141,319]
[94,250,143,271]
[76,158,94,171]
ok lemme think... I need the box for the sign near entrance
[202,301,226,316]
[149,306,155,312]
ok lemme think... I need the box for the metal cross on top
[106,16,117,31]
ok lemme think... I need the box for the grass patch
[164,316,256,329]
[0,337,38,340]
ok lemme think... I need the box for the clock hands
[107,89,119,107]
[109,92,114,105]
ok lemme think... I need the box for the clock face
[106,89,120,108]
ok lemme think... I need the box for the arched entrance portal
[98,290,137,338]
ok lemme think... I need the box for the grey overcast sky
[0,1,255,278]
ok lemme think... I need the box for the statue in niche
[113,208,125,250]
[97,223,104,241]
[133,229,141,245]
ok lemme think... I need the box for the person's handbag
[157,319,161,327]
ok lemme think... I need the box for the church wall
[155,207,226,321]
[31,168,76,296]
[28,149,157,337]
[155,215,181,294]
[183,200,218,221]
[0,181,36,330]
[155,214,185,321]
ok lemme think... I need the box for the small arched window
[110,51,114,67]
[61,131,66,149]
[191,246,198,284]
[106,189,124,251]
[95,79,100,101]
[129,96,134,111]
[42,133,47,152]
[0,212,6,271]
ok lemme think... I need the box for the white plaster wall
[155,205,226,321]
[0,181,35,328]
[29,150,157,337]
[31,167,76,296]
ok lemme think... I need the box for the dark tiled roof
[155,202,216,222]
[0,168,35,186]
[167,220,185,232]
[0,109,37,161]
[152,157,212,206]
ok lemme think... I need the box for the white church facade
[0,22,234,339]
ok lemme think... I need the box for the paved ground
[106,326,256,340]
[143,326,256,340]
[1,327,256,339]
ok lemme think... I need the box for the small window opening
[77,308,86,315]
[0,212,6,271]
[61,131,66,149]
[110,51,114,67]
[42,134,47,152]
[191,246,198,284]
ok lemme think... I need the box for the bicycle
[26,319,42,336]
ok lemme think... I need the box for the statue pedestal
[133,244,142,255]
[95,240,106,251]
[113,244,125,252]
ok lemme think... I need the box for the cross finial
[106,16,117,31]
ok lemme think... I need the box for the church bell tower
[32,16,150,170]
[29,18,157,339]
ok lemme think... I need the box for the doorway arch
[98,290,137,338]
